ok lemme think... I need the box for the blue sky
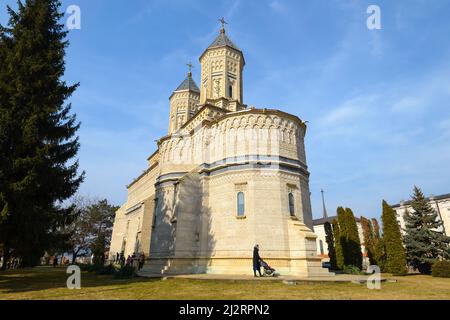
[1,0,450,220]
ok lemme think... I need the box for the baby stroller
[260,259,279,277]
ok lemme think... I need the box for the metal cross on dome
[186,62,193,73]
[218,17,228,29]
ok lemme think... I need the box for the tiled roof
[392,193,450,208]
[175,73,200,92]
[207,30,241,52]
[313,215,361,226]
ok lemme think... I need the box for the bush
[76,263,94,272]
[432,261,450,278]
[95,264,117,275]
[343,265,363,275]
[76,263,136,279]
[114,265,136,279]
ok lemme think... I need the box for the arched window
[228,85,233,98]
[288,193,295,216]
[237,192,245,217]
[319,240,324,255]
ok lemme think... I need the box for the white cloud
[439,118,450,137]
[270,1,287,13]
[391,96,423,113]
[318,94,377,129]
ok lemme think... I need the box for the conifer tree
[381,200,407,275]
[403,186,450,274]
[336,207,347,265]
[332,219,344,270]
[360,216,375,265]
[0,0,83,267]
[344,208,362,268]
[371,218,386,270]
[324,222,337,270]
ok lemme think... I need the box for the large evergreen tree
[381,200,407,275]
[324,221,337,270]
[403,186,450,274]
[0,0,83,267]
[344,208,362,268]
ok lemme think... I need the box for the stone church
[110,23,332,277]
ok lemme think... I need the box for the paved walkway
[138,272,389,283]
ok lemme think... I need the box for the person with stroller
[253,244,262,277]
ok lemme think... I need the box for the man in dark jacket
[253,244,262,277]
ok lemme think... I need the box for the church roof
[207,29,241,52]
[313,216,361,226]
[174,73,200,92]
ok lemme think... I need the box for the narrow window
[237,192,245,217]
[228,85,233,98]
[319,240,324,255]
[288,193,295,216]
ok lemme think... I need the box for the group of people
[0,257,21,270]
[113,251,146,270]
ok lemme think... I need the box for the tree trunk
[1,246,9,271]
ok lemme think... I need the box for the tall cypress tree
[371,218,386,270]
[336,207,347,265]
[332,219,344,270]
[344,208,362,268]
[0,0,83,267]
[360,216,375,265]
[324,221,337,270]
[381,200,407,275]
[403,186,450,274]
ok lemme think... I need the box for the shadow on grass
[0,266,159,294]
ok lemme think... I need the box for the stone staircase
[138,258,171,277]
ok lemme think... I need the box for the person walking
[52,256,58,268]
[253,244,262,277]
[138,252,145,271]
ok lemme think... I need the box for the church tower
[199,19,246,111]
[168,66,200,134]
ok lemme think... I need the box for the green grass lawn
[1,267,449,300]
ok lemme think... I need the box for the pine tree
[381,200,407,275]
[360,216,375,265]
[344,208,362,269]
[324,221,337,270]
[403,186,450,274]
[332,219,344,270]
[0,0,84,267]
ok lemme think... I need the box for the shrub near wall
[432,261,450,278]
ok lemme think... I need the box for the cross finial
[186,62,193,77]
[218,17,228,32]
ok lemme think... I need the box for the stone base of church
[139,219,334,278]
[139,256,334,278]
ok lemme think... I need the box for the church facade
[110,24,332,277]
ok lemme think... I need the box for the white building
[392,193,450,236]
